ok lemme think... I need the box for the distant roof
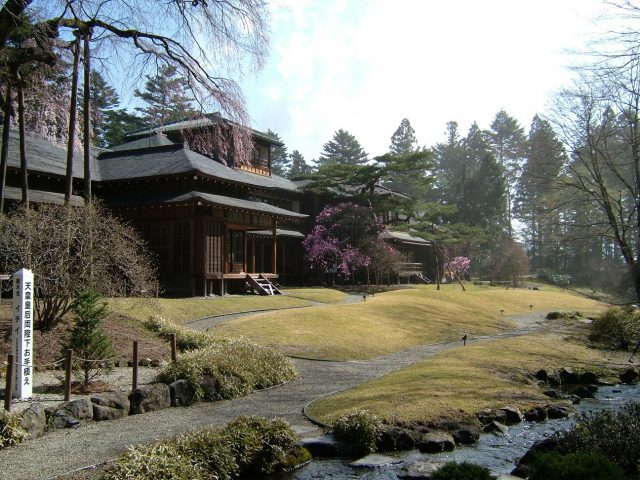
[250,229,305,238]
[380,230,432,246]
[4,186,84,206]
[97,143,299,191]
[109,132,176,152]
[108,190,307,220]
[0,128,93,179]
[124,113,283,146]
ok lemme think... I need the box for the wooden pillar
[243,231,248,273]
[281,240,286,277]
[252,237,256,273]
[272,223,278,275]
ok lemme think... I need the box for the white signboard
[12,268,34,399]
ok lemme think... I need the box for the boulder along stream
[284,383,640,479]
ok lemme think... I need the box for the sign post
[11,268,34,400]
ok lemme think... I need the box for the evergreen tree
[266,129,290,177]
[318,129,368,166]
[389,118,418,155]
[79,71,120,147]
[60,289,116,386]
[288,150,313,179]
[463,153,507,229]
[103,109,147,147]
[432,121,467,205]
[487,110,526,237]
[134,65,195,127]
[515,115,565,271]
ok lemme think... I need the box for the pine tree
[266,129,290,177]
[515,115,565,271]
[389,118,418,155]
[288,150,313,179]
[134,65,195,127]
[487,110,526,237]
[318,129,368,166]
[60,290,116,387]
[79,71,120,147]
[103,109,146,147]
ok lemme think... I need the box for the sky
[239,0,612,163]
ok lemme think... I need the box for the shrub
[590,306,640,350]
[0,411,27,450]
[554,401,640,474]
[105,441,208,480]
[546,311,582,320]
[430,461,496,480]
[528,452,625,480]
[145,315,214,351]
[156,338,296,402]
[221,416,301,475]
[331,410,381,454]
[104,417,304,480]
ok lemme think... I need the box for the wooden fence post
[132,341,138,391]
[171,334,177,363]
[64,349,73,401]
[4,354,14,412]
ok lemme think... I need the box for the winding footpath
[0,298,545,480]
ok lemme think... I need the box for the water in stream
[287,384,640,479]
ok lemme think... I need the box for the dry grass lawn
[214,284,607,360]
[307,332,620,425]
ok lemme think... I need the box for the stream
[286,383,640,479]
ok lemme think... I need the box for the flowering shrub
[303,202,386,279]
[445,256,471,280]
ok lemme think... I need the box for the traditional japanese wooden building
[1,116,437,295]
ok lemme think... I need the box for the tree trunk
[0,82,12,215]
[65,36,81,204]
[16,70,28,208]
[82,33,91,204]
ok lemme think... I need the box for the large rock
[477,408,507,426]
[578,371,598,384]
[571,385,596,399]
[534,369,548,381]
[524,406,548,422]
[169,379,196,407]
[199,375,218,401]
[377,425,418,451]
[620,368,638,384]
[91,391,130,421]
[301,435,359,458]
[350,454,402,468]
[45,399,93,430]
[452,427,480,445]
[417,432,455,453]
[500,406,523,425]
[559,367,579,385]
[546,405,571,419]
[20,403,46,439]
[484,421,509,436]
[129,383,171,414]
[400,461,445,480]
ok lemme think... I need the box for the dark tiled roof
[4,186,84,206]
[109,190,307,219]
[109,132,176,151]
[125,113,282,146]
[97,144,299,191]
[1,128,95,178]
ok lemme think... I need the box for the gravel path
[0,311,545,480]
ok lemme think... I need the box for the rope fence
[3,334,178,412]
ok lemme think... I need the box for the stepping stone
[350,454,402,468]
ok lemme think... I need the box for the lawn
[281,287,352,304]
[307,331,617,425]
[107,294,314,325]
[213,284,607,360]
